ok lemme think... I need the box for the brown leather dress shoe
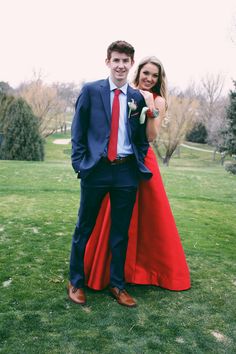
[67,282,86,305]
[110,287,137,307]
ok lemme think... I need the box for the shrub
[225,162,236,175]
[0,97,44,161]
[186,122,208,143]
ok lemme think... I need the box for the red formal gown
[84,147,191,291]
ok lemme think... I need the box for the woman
[83,57,191,291]
[132,56,168,140]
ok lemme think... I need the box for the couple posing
[68,40,191,307]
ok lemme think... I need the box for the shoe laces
[72,287,79,294]
[118,289,128,296]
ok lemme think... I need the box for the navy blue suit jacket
[71,79,152,180]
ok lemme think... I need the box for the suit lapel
[100,79,111,123]
[126,85,134,138]
[126,85,133,110]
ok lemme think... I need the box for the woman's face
[138,63,159,91]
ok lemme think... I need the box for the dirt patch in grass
[53,139,71,145]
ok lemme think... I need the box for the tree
[0,96,44,161]
[153,90,199,166]
[0,93,15,121]
[0,81,13,94]
[223,80,236,155]
[52,81,80,110]
[18,79,64,137]
[52,81,81,133]
[198,74,227,159]
[186,122,208,143]
[0,93,15,146]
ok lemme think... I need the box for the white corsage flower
[139,107,149,124]
[128,99,137,118]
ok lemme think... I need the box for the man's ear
[105,58,110,68]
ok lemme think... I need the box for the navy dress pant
[69,158,139,290]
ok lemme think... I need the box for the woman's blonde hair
[133,56,168,110]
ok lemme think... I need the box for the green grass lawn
[0,134,236,354]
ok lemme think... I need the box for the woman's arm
[139,90,166,142]
[146,95,166,141]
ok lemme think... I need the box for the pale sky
[1,0,236,94]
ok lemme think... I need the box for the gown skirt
[84,147,191,291]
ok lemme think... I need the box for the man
[68,40,152,307]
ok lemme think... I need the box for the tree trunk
[151,142,164,164]
[163,155,170,166]
[212,148,217,161]
[220,152,226,165]
[175,146,181,157]
[63,122,67,134]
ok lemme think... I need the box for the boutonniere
[128,99,137,118]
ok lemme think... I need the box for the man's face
[106,51,134,86]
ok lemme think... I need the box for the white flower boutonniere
[128,99,137,118]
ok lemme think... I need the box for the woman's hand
[139,90,155,110]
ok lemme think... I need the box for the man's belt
[101,155,135,165]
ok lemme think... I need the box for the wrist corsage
[146,108,159,119]
[139,107,159,124]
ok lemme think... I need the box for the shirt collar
[108,77,128,95]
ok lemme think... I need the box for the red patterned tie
[107,89,121,161]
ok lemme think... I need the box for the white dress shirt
[108,78,133,157]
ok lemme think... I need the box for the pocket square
[130,112,139,118]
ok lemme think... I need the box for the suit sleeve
[71,84,90,173]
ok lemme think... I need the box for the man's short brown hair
[107,40,135,61]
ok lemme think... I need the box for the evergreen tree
[0,97,44,161]
[224,81,236,155]
[0,81,13,94]
[0,93,15,146]
[186,122,208,143]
